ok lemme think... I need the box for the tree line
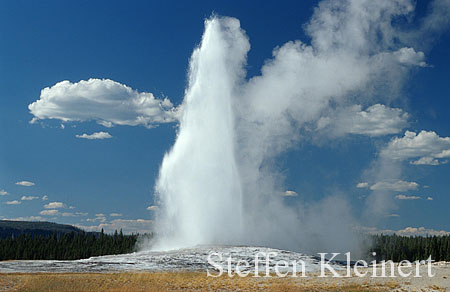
[1,232,449,262]
[369,234,450,262]
[0,229,138,261]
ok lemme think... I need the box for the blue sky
[0,0,449,235]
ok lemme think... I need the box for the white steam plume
[152,0,447,254]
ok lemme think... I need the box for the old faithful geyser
[153,18,248,250]
[153,0,434,253]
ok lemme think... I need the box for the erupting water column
[153,17,250,250]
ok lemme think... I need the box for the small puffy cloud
[386,214,400,217]
[5,200,21,205]
[146,206,158,211]
[358,226,450,236]
[40,209,58,216]
[397,227,450,236]
[356,182,369,188]
[75,131,112,140]
[317,104,408,137]
[62,212,85,217]
[395,194,421,200]
[75,212,88,216]
[410,156,441,165]
[381,130,450,165]
[15,181,35,187]
[87,217,107,223]
[42,195,49,200]
[110,213,122,217]
[62,212,76,217]
[6,216,43,221]
[29,79,178,128]
[21,196,39,201]
[426,196,433,201]
[281,190,298,197]
[44,202,65,209]
[86,213,107,223]
[0,190,8,196]
[393,47,429,67]
[370,180,419,191]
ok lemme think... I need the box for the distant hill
[0,220,84,239]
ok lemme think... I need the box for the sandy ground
[0,262,448,291]
[300,261,450,292]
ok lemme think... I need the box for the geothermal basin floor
[0,246,448,291]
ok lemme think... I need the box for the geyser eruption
[152,0,445,253]
[153,18,249,249]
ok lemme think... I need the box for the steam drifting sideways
[152,0,449,253]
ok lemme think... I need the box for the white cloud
[87,214,106,223]
[393,47,429,67]
[5,200,21,205]
[427,196,433,201]
[75,131,112,140]
[281,190,298,197]
[395,194,421,200]
[75,212,88,216]
[6,216,43,221]
[44,202,65,209]
[40,209,58,216]
[21,196,39,201]
[410,156,441,165]
[366,130,450,218]
[381,130,450,165]
[76,219,153,234]
[62,212,85,217]
[29,79,179,128]
[397,227,450,236]
[146,206,158,211]
[86,218,105,222]
[356,182,369,188]
[370,180,419,191]
[357,226,450,236]
[386,214,400,217]
[62,212,76,217]
[110,213,122,217]
[42,195,48,200]
[317,104,408,137]
[0,190,8,196]
[15,181,35,187]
